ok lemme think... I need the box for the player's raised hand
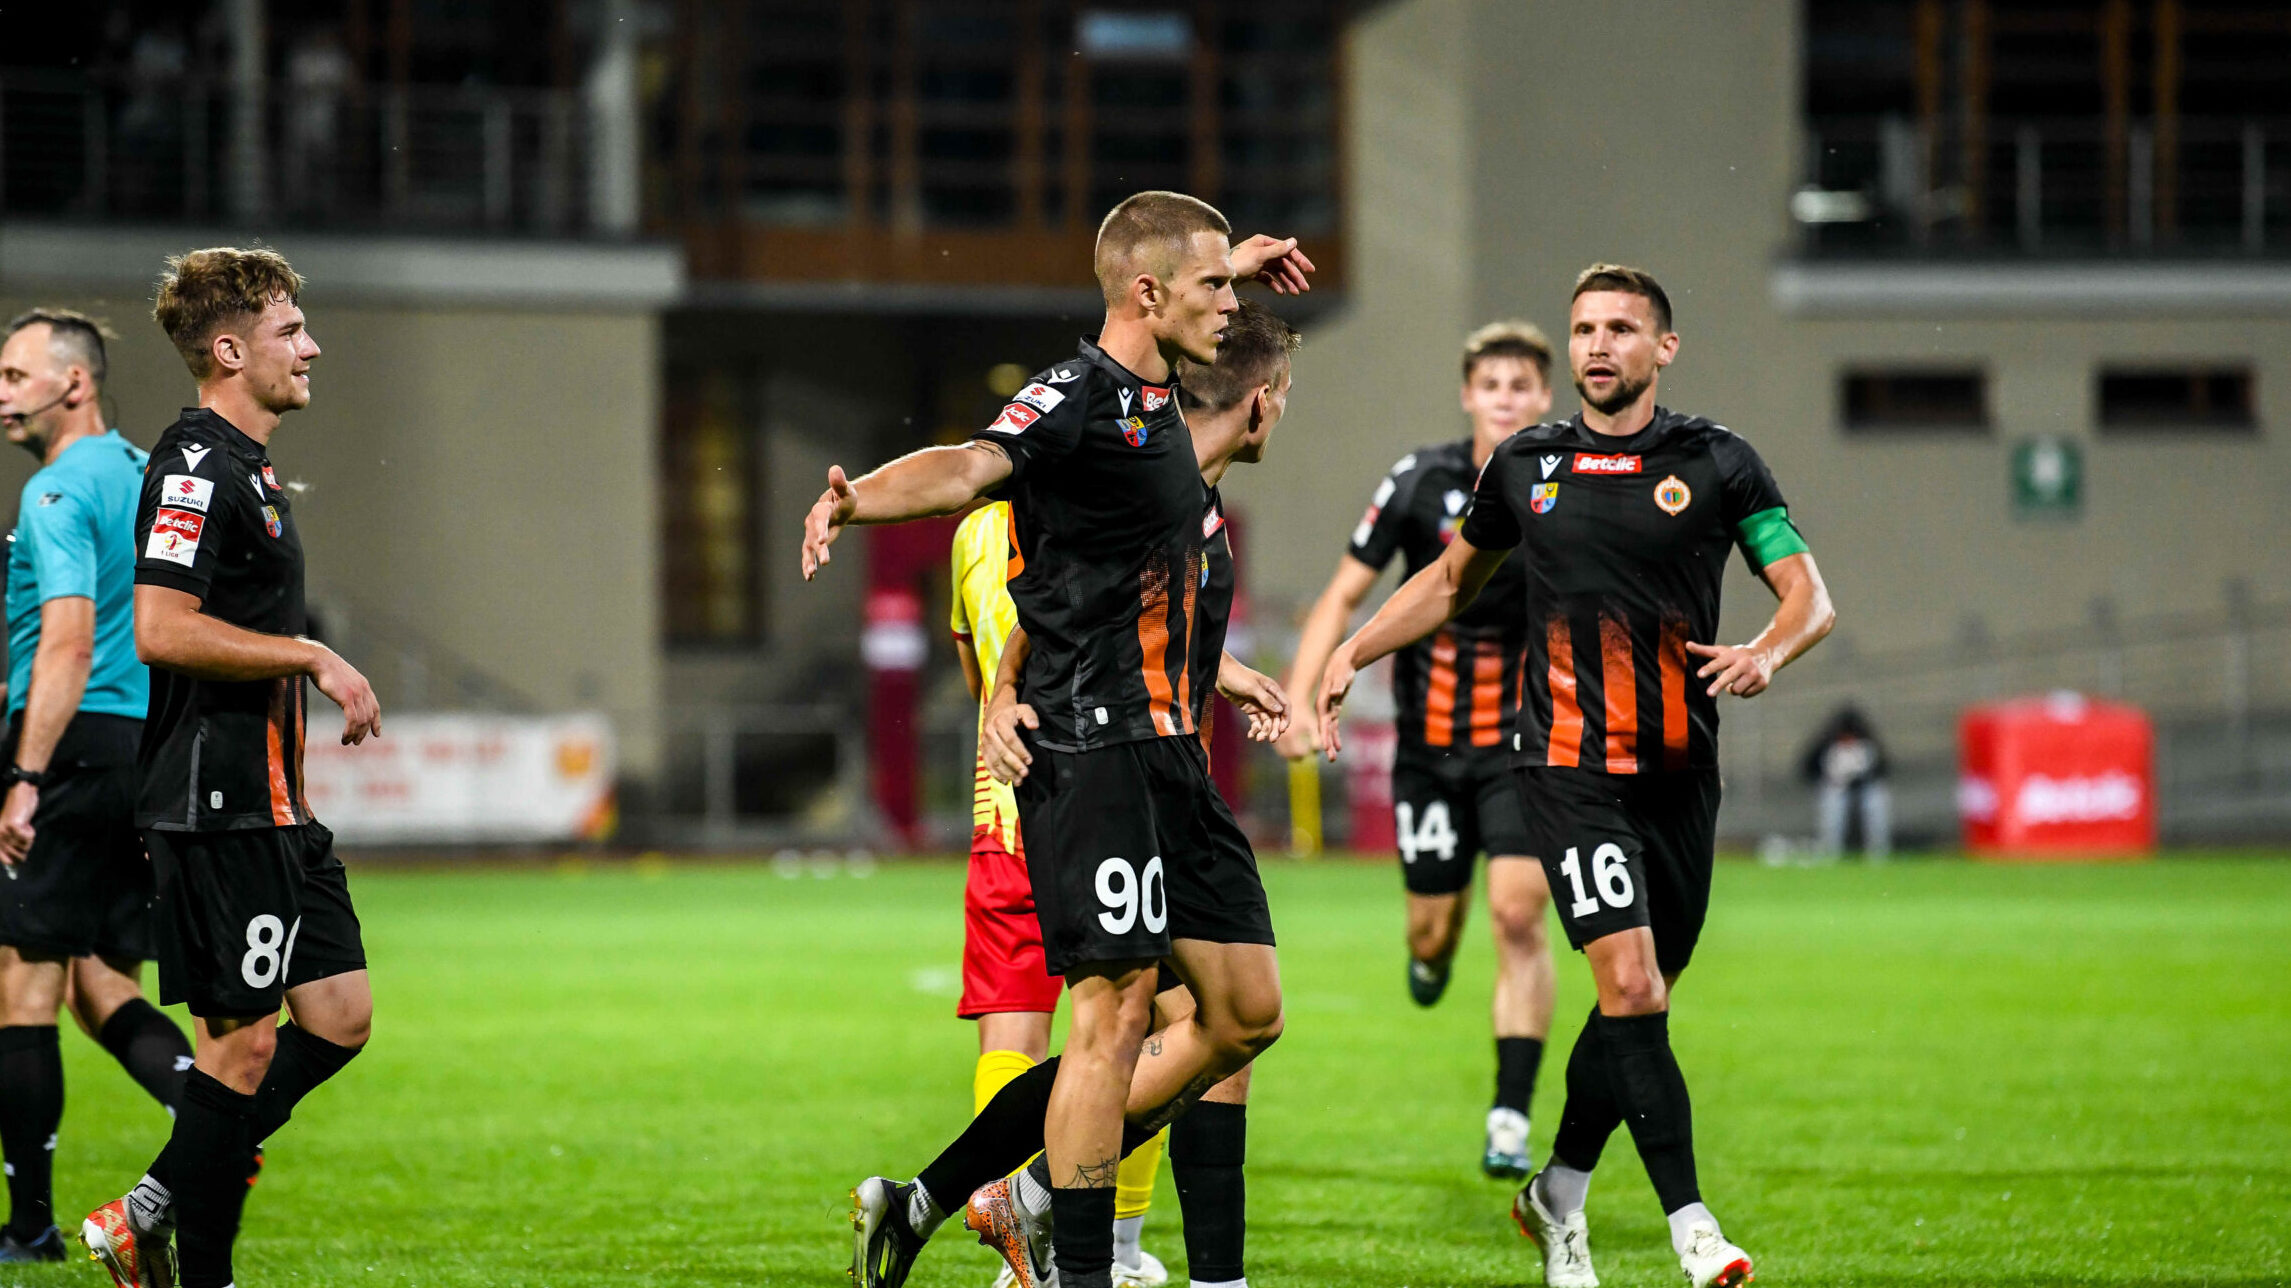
[1215,656,1290,742]
[1229,235,1316,296]
[1687,640,1776,699]
[309,644,383,744]
[1315,645,1359,761]
[0,782,36,868]
[800,466,859,581]
[981,685,1039,785]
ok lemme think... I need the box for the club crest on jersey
[1142,386,1171,413]
[1574,453,1642,474]
[262,505,283,537]
[1654,475,1693,515]
[1122,416,1149,446]
[1530,482,1559,514]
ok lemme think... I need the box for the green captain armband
[1735,506,1809,570]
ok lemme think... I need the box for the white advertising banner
[303,713,616,845]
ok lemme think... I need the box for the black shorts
[146,821,367,1017]
[0,714,153,960]
[1016,735,1275,977]
[1515,767,1720,976]
[1391,749,1535,896]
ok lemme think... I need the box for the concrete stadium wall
[0,252,667,778]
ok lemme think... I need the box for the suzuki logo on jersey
[990,403,1042,434]
[162,474,214,513]
[1530,482,1559,514]
[1121,416,1149,446]
[1540,454,1563,479]
[145,507,204,567]
[1012,383,1065,414]
[1141,386,1170,413]
[1573,453,1642,474]
[1654,475,1693,515]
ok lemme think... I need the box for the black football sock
[918,1056,1060,1205]
[1169,1101,1246,1284]
[917,1056,1163,1207]
[250,1024,362,1146]
[1049,1184,1116,1288]
[0,1026,63,1239]
[1494,1036,1545,1115]
[1599,1010,1701,1213]
[1549,1007,1623,1173]
[170,1069,257,1288]
[96,999,194,1111]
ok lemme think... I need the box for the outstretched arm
[800,442,1013,580]
[1687,551,1835,698]
[1273,555,1382,760]
[1315,537,1508,758]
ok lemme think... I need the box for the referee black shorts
[0,713,154,962]
[1515,766,1721,976]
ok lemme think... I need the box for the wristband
[3,766,49,790]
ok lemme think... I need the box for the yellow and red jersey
[950,502,1023,853]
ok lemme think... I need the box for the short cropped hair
[153,246,306,379]
[1571,263,1672,334]
[1178,300,1301,413]
[4,308,115,387]
[1094,191,1232,307]
[1461,319,1552,383]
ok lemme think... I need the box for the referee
[81,248,381,1288]
[0,310,194,1263]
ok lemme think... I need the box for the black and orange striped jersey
[973,337,1209,752]
[1190,486,1235,745]
[1459,409,1809,774]
[132,408,314,831]
[1348,440,1532,761]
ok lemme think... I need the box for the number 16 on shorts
[1552,842,1644,940]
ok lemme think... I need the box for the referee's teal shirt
[6,429,151,720]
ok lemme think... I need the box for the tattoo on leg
[1063,1155,1120,1188]
[1132,1070,1220,1135]
[1140,1035,1163,1057]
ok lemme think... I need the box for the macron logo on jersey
[179,444,211,472]
[1573,453,1643,474]
[1540,454,1563,479]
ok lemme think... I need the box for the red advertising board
[1958,693,2155,859]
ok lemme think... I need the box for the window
[2098,366,2256,431]
[1841,369,1989,432]
[661,373,760,646]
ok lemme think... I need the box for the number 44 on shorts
[1557,844,1634,919]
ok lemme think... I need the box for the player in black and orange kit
[802,193,1313,1288]
[1317,265,1835,1288]
[1278,321,1559,1181]
[82,248,382,1288]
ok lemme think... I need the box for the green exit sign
[2011,435,2082,520]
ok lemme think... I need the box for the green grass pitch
[9,855,2288,1286]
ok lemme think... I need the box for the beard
[1576,368,1652,415]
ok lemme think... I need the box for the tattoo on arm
[1063,1155,1120,1189]
[1140,1035,1163,1057]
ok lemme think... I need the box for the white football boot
[1112,1248,1168,1287]
[1511,1177,1597,1288]
[1677,1222,1753,1287]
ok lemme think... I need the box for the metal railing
[1794,114,2291,256]
[647,703,876,849]
[0,69,593,236]
[1720,591,2291,846]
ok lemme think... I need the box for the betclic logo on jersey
[161,473,214,513]
[990,403,1042,434]
[1141,386,1171,413]
[144,507,204,567]
[1572,453,1643,474]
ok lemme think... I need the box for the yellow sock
[1114,1127,1166,1220]
[974,1049,1037,1117]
